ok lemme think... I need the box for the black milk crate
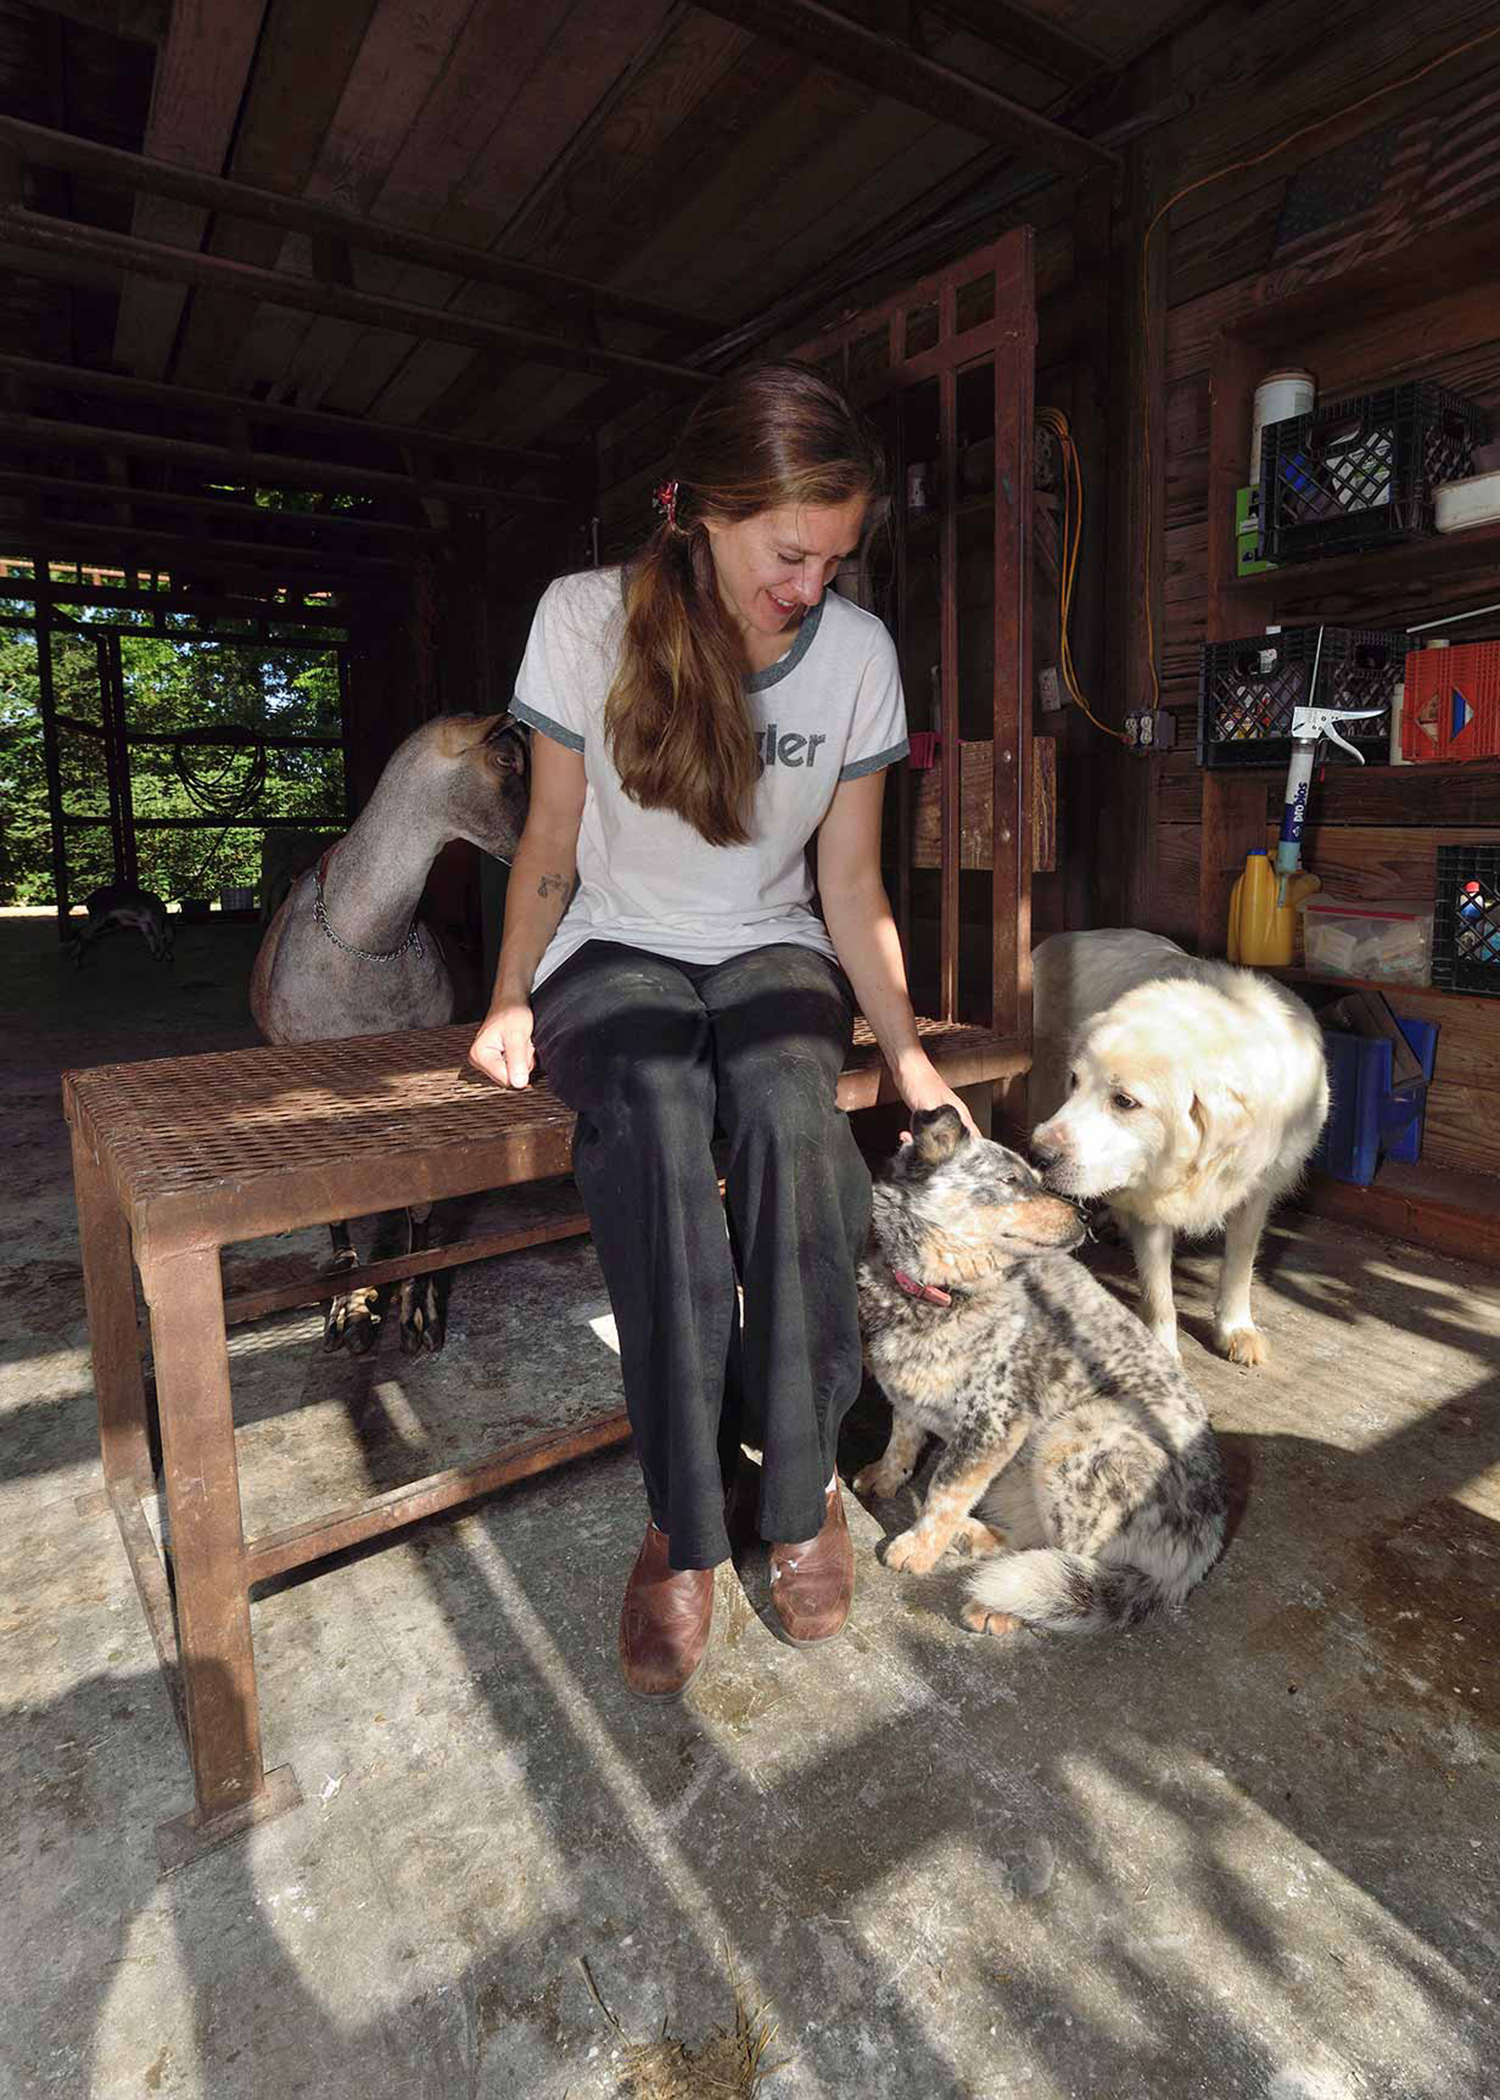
[1432,843,1500,998]
[1197,625,1403,771]
[1260,381,1490,564]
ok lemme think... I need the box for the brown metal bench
[63,1014,1023,1867]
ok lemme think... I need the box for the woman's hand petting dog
[891,1048,981,1139]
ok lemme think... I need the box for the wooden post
[938,334,959,1022]
[1103,55,1169,937]
[990,232,1034,1043]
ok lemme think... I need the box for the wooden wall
[578,3,1500,1183]
[1104,0,1500,1179]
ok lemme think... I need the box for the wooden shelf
[1227,517,1500,604]
[1291,1156,1500,1269]
[1224,212,1500,352]
[1270,967,1490,1012]
[1197,204,1500,961]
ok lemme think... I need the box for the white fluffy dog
[1028,931,1329,1367]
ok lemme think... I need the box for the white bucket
[1250,368,1316,486]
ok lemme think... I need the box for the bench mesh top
[63,1016,1017,1250]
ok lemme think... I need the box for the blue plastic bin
[1313,1018,1440,1186]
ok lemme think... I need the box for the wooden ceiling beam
[0,508,403,575]
[0,572,349,624]
[691,0,1117,177]
[23,0,169,38]
[0,201,712,397]
[926,1,1106,87]
[0,466,440,543]
[0,116,716,344]
[0,350,565,477]
[111,0,270,379]
[0,410,566,512]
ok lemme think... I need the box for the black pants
[532,939,872,1570]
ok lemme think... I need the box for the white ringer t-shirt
[512,565,909,990]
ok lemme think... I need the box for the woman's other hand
[469,996,535,1088]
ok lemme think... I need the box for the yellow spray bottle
[1227,850,1320,967]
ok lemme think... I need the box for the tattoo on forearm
[537,870,570,919]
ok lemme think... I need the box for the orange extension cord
[1036,404,1127,742]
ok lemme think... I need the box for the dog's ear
[909,1105,968,1169]
[1189,1085,1252,1170]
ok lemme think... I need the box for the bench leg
[70,1122,152,1491]
[144,1244,300,1864]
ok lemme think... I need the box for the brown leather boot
[618,1523,715,1698]
[769,1479,854,1644]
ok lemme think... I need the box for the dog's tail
[967,1548,1170,1635]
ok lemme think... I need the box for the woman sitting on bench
[469,360,974,1698]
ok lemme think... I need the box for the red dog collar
[891,1268,952,1308]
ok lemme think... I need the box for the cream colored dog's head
[1031,980,1254,1205]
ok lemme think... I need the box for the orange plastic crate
[1402,640,1500,763]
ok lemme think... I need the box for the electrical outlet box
[1124,708,1178,754]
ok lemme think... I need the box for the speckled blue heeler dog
[854,1107,1227,1637]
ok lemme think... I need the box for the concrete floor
[3,911,1498,2100]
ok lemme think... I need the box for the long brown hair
[605,361,886,847]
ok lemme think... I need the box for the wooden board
[112,0,268,379]
[318,0,683,424]
[1291,1155,1500,1269]
[1421,1080,1500,1179]
[169,0,380,393]
[1282,970,1500,1095]
[1280,824,1500,906]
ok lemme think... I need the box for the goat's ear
[433,712,505,756]
[1189,1086,1252,1170]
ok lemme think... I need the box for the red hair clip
[652,478,679,529]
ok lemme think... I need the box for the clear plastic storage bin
[1302,897,1434,985]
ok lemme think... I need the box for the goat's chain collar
[313,865,424,964]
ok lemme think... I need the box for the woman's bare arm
[816,770,978,1133]
[468,733,586,1088]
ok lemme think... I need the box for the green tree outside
[0,605,345,906]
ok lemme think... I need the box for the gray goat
[251,711,530,1353]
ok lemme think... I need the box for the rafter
[0,202,711,397]
[0,411,567,512]
[0,116,716,344]
[927,0,1105,87]
[0,467,440,544]
[0,510,401,575]
[691,0,1116,178]
[111,0,269,379]
[0,351,565,478]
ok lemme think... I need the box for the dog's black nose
[1031,1139,1061,1170]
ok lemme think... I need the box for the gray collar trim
[744,593,825,692]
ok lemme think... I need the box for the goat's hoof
[324,1288,382,1354]
[399,1279,444,1355]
